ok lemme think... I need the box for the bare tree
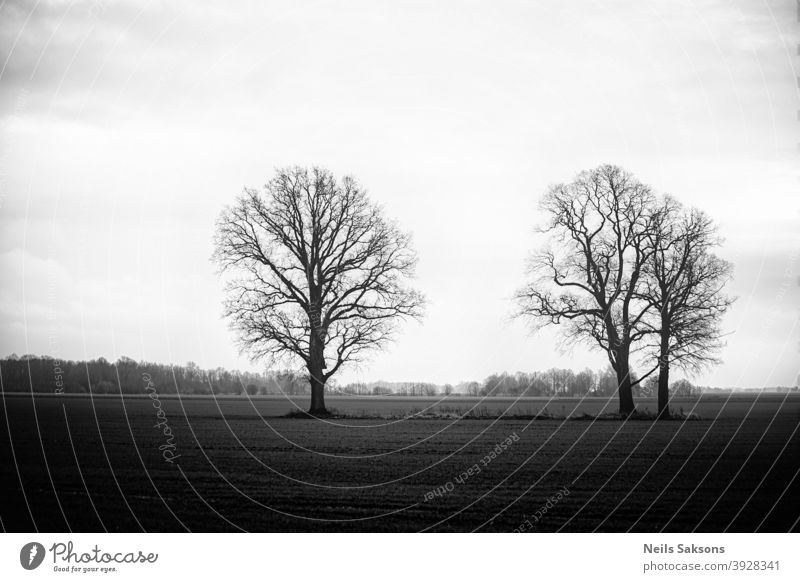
[213,166,424,415]
[640,199,734,418]
[515,165,660,415]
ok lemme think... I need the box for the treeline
[335,368,698,397]
[0,355,698,398]
[335,381,440,396]
[468,369,696,398]
[0,355,309,395]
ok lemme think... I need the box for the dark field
[1,393,798,532]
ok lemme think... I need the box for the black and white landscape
[0,1,798,533]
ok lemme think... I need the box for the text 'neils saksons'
[644,544,725,554]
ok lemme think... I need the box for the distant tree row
[338,368,700,398]
[2,354,704,399]
[459,368,699,398]
[0,355,308,396]
[336,381,440,396]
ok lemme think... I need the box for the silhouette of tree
[640,198,734,418]
[213,166,424,414]
[515,165,660,415]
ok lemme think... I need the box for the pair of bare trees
[213,164,732,417]
[515,165,734,417]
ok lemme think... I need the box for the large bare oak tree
[213,167,424,414]
[515,165,660,415]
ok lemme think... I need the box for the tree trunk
[309,372,326,415]
[615,348,636,416]
[617,371,635,416]
[605,318,635,416]
[656,363,670,420]
[657,319,671,420]
[307,332,327,415]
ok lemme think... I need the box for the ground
[1,393,798,532]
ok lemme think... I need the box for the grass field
[1,393,798,532]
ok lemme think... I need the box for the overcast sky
[1,0,798,388]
